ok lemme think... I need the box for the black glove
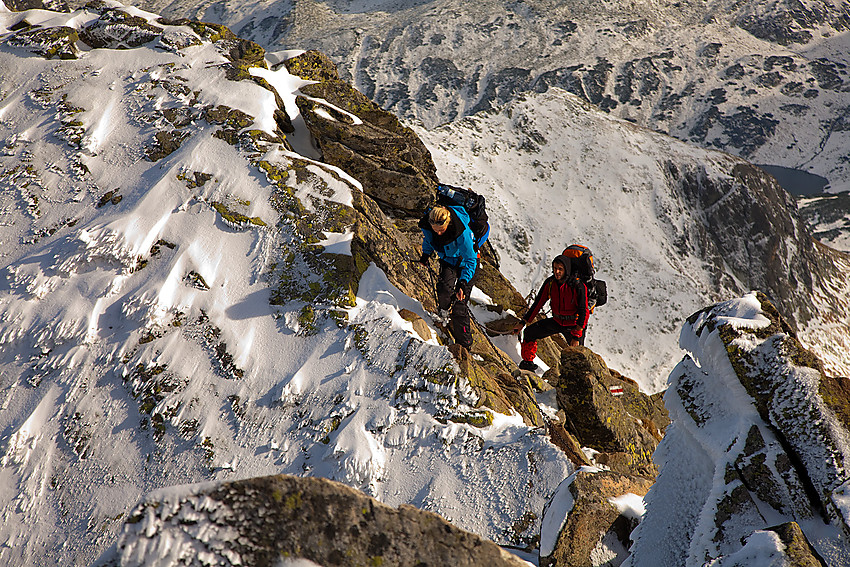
[418,253,430,265]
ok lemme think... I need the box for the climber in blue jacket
[418,204,478,349]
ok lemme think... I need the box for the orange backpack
[562,244,607,311]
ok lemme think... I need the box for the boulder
[767,522,828,567]
[350,188,438,311]
[286,50,438,215]
[116,474,531,567]
[540,468,654,567]
[399,308,433,342]
[496,371,546,428]
[546,420,592,468]
[556,347,666,478]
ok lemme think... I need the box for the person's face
[431,222,448,235]
[553,261,566,281]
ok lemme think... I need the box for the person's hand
[456,280,469,301]
[418,253,429,266]
[568,338,580,347]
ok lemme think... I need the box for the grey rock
[286,50,437,216]
[79,8,163,49]
[555,346,665,478]
[115,474,531,567]
[540,469,654,567]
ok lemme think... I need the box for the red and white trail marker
[609,385,624,396]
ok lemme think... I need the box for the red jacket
[523,276,590,338]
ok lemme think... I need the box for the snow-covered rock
[626,292,850,566]
[108,474,532,567]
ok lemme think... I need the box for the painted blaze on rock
[556,346,667,478]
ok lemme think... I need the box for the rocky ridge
[114,474,531,567]
[625,291,850,566]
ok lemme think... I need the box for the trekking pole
[410,256,439,312]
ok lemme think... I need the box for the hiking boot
[518,360,538,372]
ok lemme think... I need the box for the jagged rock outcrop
[540,468,654,567]
[3,0,67,10]
[798,191,850,247]
[285,50,438,216]
[113,474,530,566]
[556,347,668,478]
[450,344,545,427]
[704,293,850,524]
[78,8,164,48]
[665,161,833,329]
[765,522,829,567]
[626,291,850,566]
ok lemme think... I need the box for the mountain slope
[111,0,850,199]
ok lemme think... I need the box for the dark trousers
[520,318,581,361]
[523,317,580,342]
[436,260,476,348]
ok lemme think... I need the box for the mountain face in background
[105,0,850,198]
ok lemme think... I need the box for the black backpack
[562,244,607,311]
[436,183,489,247]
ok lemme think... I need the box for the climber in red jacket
[512,254,589,371]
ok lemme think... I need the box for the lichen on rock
[6,26,80,59]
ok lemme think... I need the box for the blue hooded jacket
[420,205,478,285]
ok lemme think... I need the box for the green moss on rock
[211,201,267,227]
[448,410,494,428]
[8,26,80,59]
